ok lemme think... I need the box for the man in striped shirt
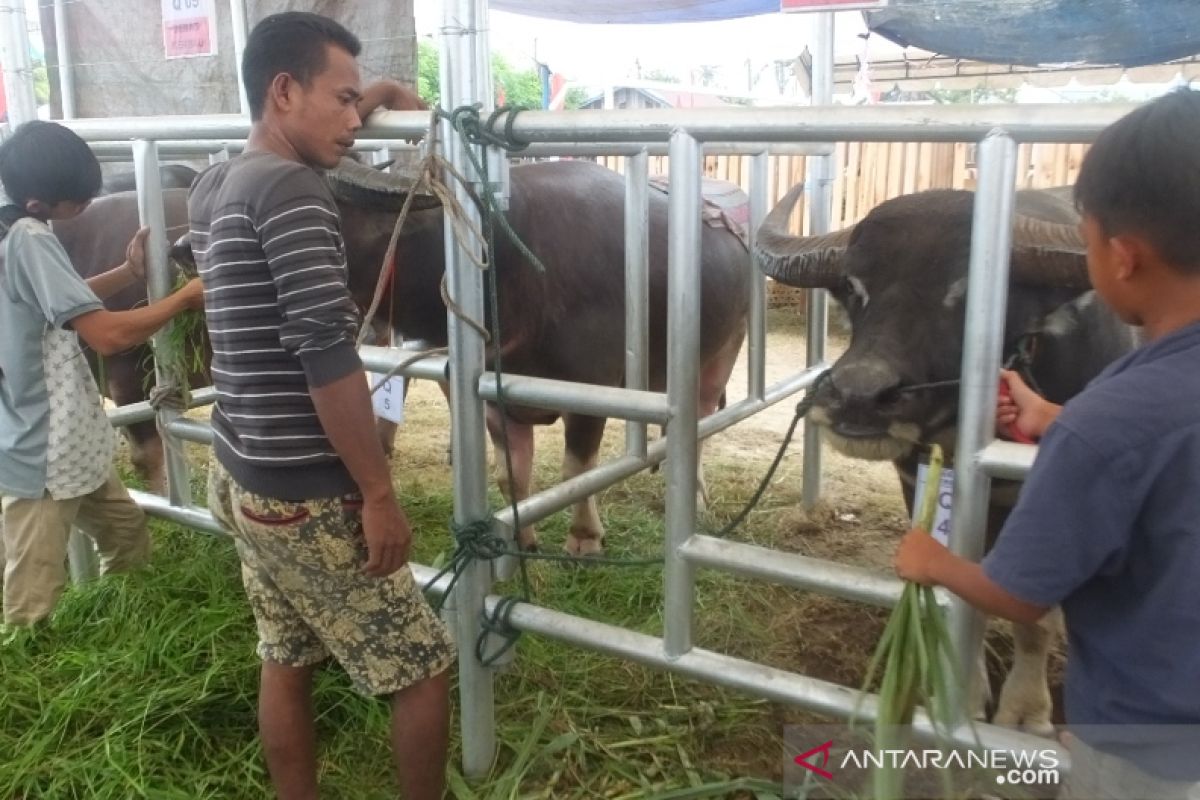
[189,13,453,799]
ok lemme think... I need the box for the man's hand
[357,80,428,121]
[125,227,150,282]
[894,528,952,586]
[360,496,413,577]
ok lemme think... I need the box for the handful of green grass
[859,443,961,800]
[142,271,208,406]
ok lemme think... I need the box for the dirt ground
[387,310,909,569]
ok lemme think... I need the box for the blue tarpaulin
[488,0,1200,67]
[866,0,1200,67]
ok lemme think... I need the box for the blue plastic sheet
[865,0,1200,67]
[489,0,1200,67]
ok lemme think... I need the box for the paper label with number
[162,0,218,59]
[368,373,406,424]
[912,462,955,546]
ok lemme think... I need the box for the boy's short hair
[0,120,102,207]
[242,12,361,122]
[1075,88,1200,273]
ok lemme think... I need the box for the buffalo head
[757,186,1096,463]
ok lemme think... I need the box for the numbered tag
[912,463,955,545]
[368,373,406,424]
[161,0,217,58]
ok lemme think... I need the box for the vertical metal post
[802,11,834,509]
[747,151,769,401]
[134,139,192,508]
[0,0,39,125]
[441,0,496,777]
[624,149,650,458]
[371,147,394,169]
[948,129,1019,716]
[229,0,251,116]
[663,130,702,659]
[52,0,74,119]
[66,531,98,583]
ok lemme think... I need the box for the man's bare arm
[894,530,1049,625]
[309,369,411,577]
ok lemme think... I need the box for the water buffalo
[101,164,200,195]
[755,185,1139,734]
[331,158,750,555]
[66,162,751,557]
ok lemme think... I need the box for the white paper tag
[161,0,219,59]
[368,373,406,424]
[912,463,955,546]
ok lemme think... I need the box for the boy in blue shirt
[896,89,1200,799]
[0,120,203,631]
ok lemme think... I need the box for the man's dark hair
[1075,88,1200,273]
[0,120,102,208]
[242,12,361,122]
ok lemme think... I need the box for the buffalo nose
[828,359,904,415]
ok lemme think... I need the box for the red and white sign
[162,0,218,59]
[781,0,888,12]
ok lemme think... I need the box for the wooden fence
[597,140,1090,234]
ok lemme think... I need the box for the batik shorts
[208,461,455,696]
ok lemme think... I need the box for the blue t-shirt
[983,321,1200,781]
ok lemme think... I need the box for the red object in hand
[998,380,1036,444]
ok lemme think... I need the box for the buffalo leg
[971,652,993,723]
[99,350,166,493]
[485,407,536,550]
[993,614,1057,736]
[695,330,745,511]
[124,421,166,495]
[376,418,399,458]
[562,414,607,556]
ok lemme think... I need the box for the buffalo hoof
[992,708,1055,738]
[515,528,539,552]
[564,531,604,558]
[993,686,1055,738]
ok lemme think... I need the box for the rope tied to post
[424,517,529,667]
[147,382,188,413]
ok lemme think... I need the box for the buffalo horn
[754,182,851,288]
[1010,215,1091,290]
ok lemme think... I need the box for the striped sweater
[189,151,362,501]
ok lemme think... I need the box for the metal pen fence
[48,96,1133,781]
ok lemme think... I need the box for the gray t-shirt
[0,216,107,498]
[983,320,1200,780]
[189,152,362,501]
